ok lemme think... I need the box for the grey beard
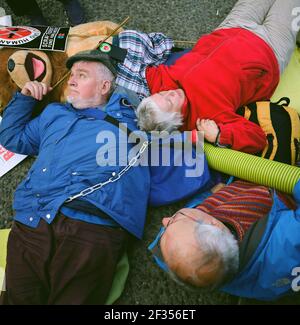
[66,95,101,109]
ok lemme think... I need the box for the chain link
[65,140,150,203]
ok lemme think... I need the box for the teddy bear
[0,20,122,115]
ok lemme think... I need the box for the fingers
[21,81,52,100]
[32,82,42,100]
[196,118,217,130]
[196,118,205,130]
[196,118,219,143]
[201,119,217,126]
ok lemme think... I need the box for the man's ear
[99,80,112,97]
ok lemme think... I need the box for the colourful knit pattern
[197,180,284,242]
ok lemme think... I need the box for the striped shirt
[197,180,295,242]
[115,30,174,100]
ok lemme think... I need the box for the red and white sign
[0,26,41,46]
[0,117,27,178]
[0,25,69,51]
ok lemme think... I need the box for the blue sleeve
[149,131,211,206]
[0,92,41,156]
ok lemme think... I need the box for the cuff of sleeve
[4,91,37,108]
[2,92,37,116]
[14,91,37,102]
[218,125,232,147]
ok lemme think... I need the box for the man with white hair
[114,0,300,153]
[148,180,295,290]
[0,49,210,304]
[0,51,127,305]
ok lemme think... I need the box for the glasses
[148,210,204,273]
[165,210,201,228]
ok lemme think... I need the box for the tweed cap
[66,49,117,76]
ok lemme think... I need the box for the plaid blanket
[116,30,174,100]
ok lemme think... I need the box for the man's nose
[68,75,77,86]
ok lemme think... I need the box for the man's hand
[21,81,52,101]
[196,118,219,143]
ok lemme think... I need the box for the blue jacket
[220,181,300,300]
[0,87,210,239]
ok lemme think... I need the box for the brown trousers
[0,213,128,305]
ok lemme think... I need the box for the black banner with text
[0,25,69,51]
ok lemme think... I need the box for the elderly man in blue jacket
[0,50,210,305]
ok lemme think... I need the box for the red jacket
[146,28,280,153]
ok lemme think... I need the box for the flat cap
[66,49,117,76]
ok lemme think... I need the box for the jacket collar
[64,101,106,118]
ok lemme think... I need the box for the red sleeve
[182,60,267,153]
[217,111,267,153]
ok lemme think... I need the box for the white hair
[195,224,239,286]
[136,96,183,132]
[95,63,116,96]
[168,224,239,291]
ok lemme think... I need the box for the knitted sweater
[196,180,294,242]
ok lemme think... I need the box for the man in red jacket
[135,0,300,153]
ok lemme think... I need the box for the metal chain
[65,140,150,203]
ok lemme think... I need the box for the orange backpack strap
[243,105,252,121]
[255,102,277,160]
